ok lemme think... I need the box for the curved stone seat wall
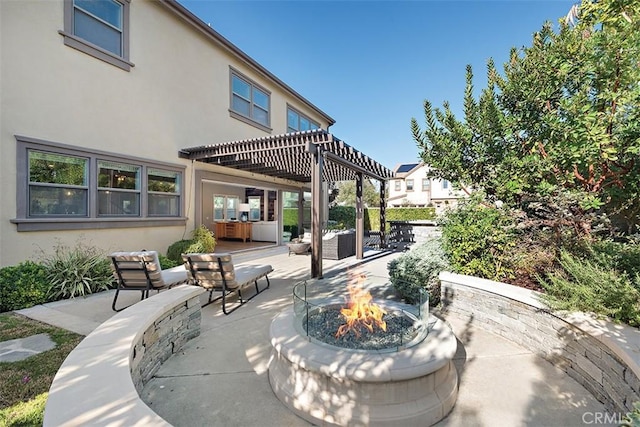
[43,285,205,426]
[439,272,640,414]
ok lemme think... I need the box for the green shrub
[387,238,449,305]
[192,225,216,252]
[589,240,640,286]
[167,239,195,262]
[440,198,516,281]
[158,254,181,269]
[42,242,115,300]
[540,250,640,327]
[385,207,436,222]
[329,206,355,229]
[0,262,50,312]
[621,401,640,427]
[167,225,216,262]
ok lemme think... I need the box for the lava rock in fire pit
[304,305,419,351]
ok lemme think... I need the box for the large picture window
[230,70,270,129]
[15,136,184,231]
[61,0,133,71]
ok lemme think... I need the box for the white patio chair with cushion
[109,250,188,312]
[182,253,272,314]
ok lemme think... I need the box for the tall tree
[412,0,640,232]
[332,179,381,207]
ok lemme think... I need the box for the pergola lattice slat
[179,129,394,183]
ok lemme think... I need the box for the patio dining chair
[182,253,272,314]
[109,250,188,312]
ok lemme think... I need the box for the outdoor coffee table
[287,242,311,256]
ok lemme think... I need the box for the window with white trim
[213,195,239,221]
[287,107,320,133]
[422,178,431,191]
[230,72,270,128]
[442,180,449,190]
[394,180,401,191]
[61,0,132,71]
[406,179,414,191]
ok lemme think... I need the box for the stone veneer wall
[131,294,202,391]
[439,272,640,414]
[43,285,205,427]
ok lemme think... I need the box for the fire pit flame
[335,275,387,339]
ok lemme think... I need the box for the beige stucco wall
[0,0,329,267]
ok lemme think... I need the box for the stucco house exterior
[387,162,467,213]
[0,0,339,267]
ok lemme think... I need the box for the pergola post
[297,191,304,238]
[355,172,364,259]
[379,180,387,249]
[310,144,323,278]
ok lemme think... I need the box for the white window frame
[213,195,240,221]
[406,179,414,192]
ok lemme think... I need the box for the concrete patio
[17,246,614,426]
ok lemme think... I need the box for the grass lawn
[0,313,82,427]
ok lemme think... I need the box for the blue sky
[180,0,576,171]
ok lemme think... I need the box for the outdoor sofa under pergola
[179,128,395,278]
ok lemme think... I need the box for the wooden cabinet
[214,222,252,242]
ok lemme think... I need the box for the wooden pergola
[179,129,394,278]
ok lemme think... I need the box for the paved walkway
[16,246,613,426]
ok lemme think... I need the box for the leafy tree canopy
[332,179,382,207]
[412,0,640,233]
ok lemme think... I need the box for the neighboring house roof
[395,163,419,173]
[160,0,335,127]
[392,162,422,178]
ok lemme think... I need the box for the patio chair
[182,253,272,314]
[109,250,188,312]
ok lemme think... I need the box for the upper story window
[406,179,414,192]
[15,136,184,231]
[61,0,133,71]
[422,178,430,191]
[230,71,271,131]
[394,180,401,191]
[287,107,320,133]
[442,180,449,190]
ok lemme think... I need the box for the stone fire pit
[268,277,458,426]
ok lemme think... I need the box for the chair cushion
[234,265,273,288]
[182,253,238,290]
[110,251,166,289]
